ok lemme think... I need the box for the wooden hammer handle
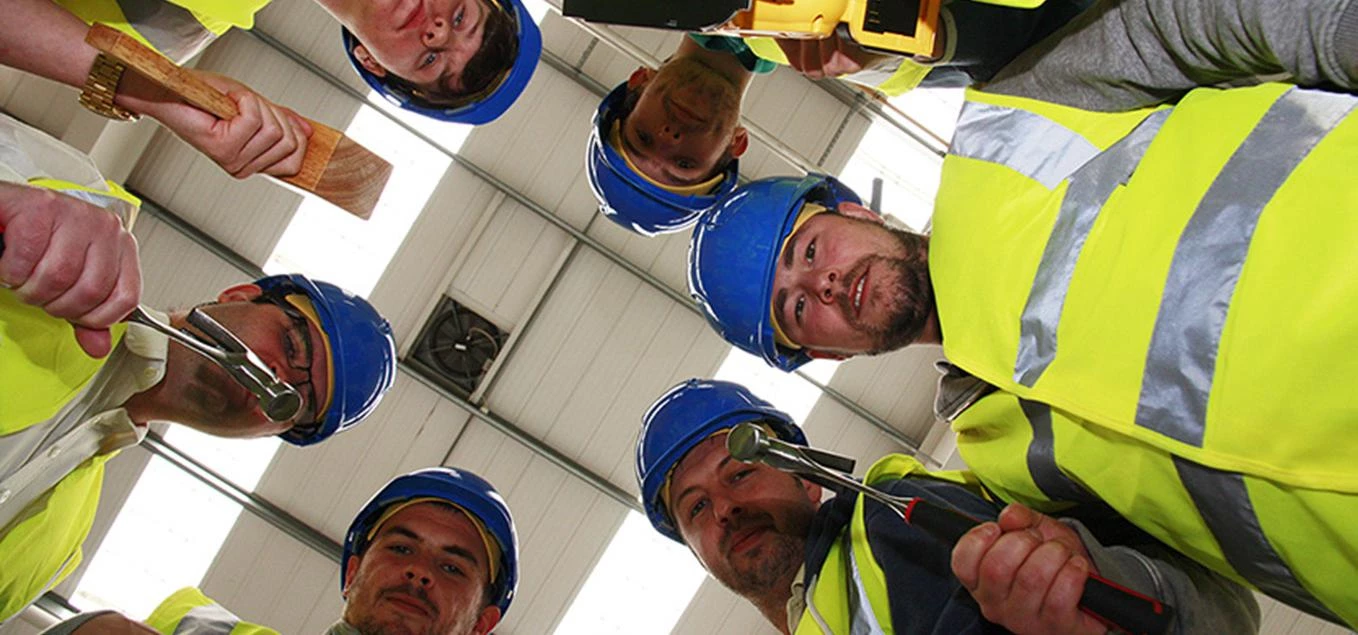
[86,24,239,118]
[84,23,392,220]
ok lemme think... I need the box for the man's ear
[216,283,263,304]
[472,605,502,635]
[728,127,750,159]
[627,67,655,90]
[806,349,849,362]
[801,477,823,503]
[342,555,361,600]
[352,44,388,78]
[837,201,884,224]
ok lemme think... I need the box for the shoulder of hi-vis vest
[934,82,1358,491]
[53,0,270,62]
[931,82,1358,627]
[0,452,113,623]
[793,455,995,634]
[146,587,281,635]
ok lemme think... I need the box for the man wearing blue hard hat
[5,0,540,180]
[586,35,761,236]
[0,266,399,621]
[589,0,1358,238]
[584,0,1101,237]
[1,116,399,617]
[636,379,1256,634]
[39,467,519,635]
[686,84,1358,625]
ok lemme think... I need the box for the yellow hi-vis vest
[0,293,129,622]
[145,587,280,635]
[794,456,985,634]
[55,0,271,63]
[0,151,139,619]
[931,83,1358,626]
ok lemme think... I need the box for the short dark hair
[382,0,520,108]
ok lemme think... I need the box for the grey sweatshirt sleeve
[38,611,120,635]
[984,0,1358,111]
[1064,519,1262,635]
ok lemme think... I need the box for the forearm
[1067,520,1261,634]
[0,0,177,118]
[986,0,1358,111]
[1,0,99,88]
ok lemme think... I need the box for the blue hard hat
[255,274,396,446]
[688,174,863,371]
[341,0,542,125]
[636,379,806,543]
[586,83,740,236]
[342,467,519,614]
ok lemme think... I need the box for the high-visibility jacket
[0,292,130,622]
[794,455,999,634]
[931,83,1358,626]
[145,587,280,635]
[0,114,143,622]
[55,0,270,63]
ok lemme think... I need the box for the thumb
[74,326,113,358]
[996,503,1045,532]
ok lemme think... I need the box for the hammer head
[726,421,769,462]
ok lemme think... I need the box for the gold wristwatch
[78,53,140,122]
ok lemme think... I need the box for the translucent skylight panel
[265,94,456,295]
[554,512,707,635]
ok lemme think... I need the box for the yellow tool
[564,0,1050,57]
[722,0,941,56]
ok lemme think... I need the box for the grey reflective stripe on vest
[1019,399,1100,504]
[117,0,217,62]
[1135,88,1358,445]
[950,102,1100,189]
[1013,111,1170,386]
[173,602,242,635]
[1173,458,1339,623]
[845,537,887,635]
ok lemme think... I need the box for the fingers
[71,230,141,329]
[232,91,309,177]
[999,503,1092,559]
[262,106,309,177]
[74,326,113,358]
[953,514,1104,634]
[13,206,98,307]
[39,216,121,318]
[0,184,142,357]
[0,199,54,287]
[953,522,1000,589]
[148,71,309,180]
[775,35,872,80]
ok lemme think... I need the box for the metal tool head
[726,422,866,496]
[725,420,768,462]
[186,309,302,422]
[726,422,910,512]
[129,307,302,423]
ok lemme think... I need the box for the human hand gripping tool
[725,422,1175,635]
[3,227,301,424]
